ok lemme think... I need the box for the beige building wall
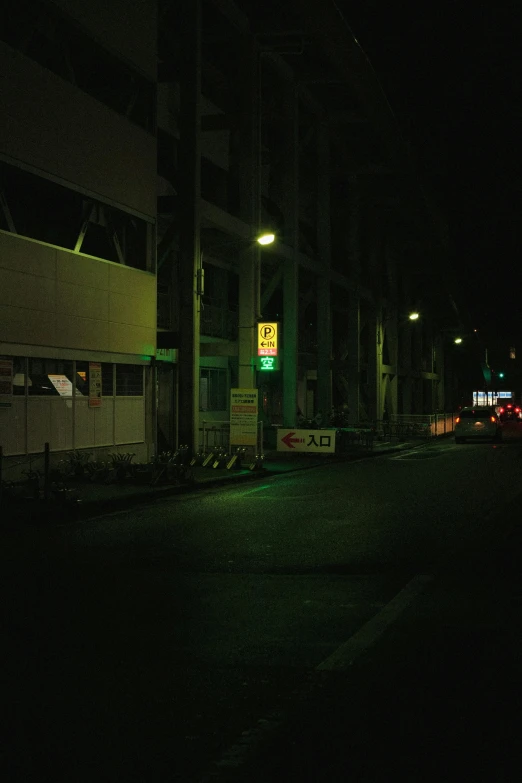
[0,44,156,219]
[0,232,156,357]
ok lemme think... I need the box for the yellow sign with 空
[258,322,278,356]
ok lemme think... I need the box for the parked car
[454,407,502,443]
[498,403,522,422]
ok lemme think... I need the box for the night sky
[338,1,522,343]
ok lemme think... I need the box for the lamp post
[256,232,275,246]
[376,309,421,421]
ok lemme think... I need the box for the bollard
[44,442,50,500]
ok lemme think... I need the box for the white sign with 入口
[277,428,336,453]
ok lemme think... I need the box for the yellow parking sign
[258,322,278,356]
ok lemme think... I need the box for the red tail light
[500,407,505,413]
[507,404,513,409]
[516,408,521,413]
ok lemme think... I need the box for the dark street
[1,1,520,781]
[3,432,522,781]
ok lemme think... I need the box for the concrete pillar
[238,246,257,388]
[367,307,381,421]
[282,86,299,427]
[412,322,423,413]
[177,0,201,452]
[237,37,260,389]
[367,206,383,421]
[399,270,414,415]
[316,121,331,419]
[283,257,298,425]
[435,335,445,410]
[345,173,361,425]
[345,293,360,424]
[426,326,435,414]
[401,323,413,414]
[384,244,398,417]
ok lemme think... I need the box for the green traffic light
[499,372,505,378]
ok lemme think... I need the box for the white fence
[388,413,456,438]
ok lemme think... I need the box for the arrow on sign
[281,431,301,449]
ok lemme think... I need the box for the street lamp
[408,311,420,321]
[256,232,275,246]
[454,337,463,344]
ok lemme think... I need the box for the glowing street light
[408,311,420,321]
[256,232,275,246]
[454,337,463,344]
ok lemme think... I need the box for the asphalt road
[3,426,522,781]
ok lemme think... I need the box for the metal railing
[384,413,456,439]
[200,420,264,456]
[335,427,375,451]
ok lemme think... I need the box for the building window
[200,368,227,411]
[0,161,149,270]
[75,361,114,397]
[101,363,115,396]
[0,355,25,395]
[28,358,74,396]
[116,365,144,396]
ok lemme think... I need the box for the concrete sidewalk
[3,437,431,526]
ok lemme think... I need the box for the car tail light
[491,416,496,422]
[516,408,521,413]
[500,407,505,413]
[455,417,460,424]
[507,404,513,409]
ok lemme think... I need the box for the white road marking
[239,484,272,495]
[316,574,433,671]
[201,574,432,780]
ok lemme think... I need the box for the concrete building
[0,0,157,473]
[0,0,456,473]
[157,0,455,453]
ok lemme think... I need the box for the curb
[5,438,435,528]
[71,439,431,521]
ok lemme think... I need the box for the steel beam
[177,0,202,452]
[209,0,250,34]
[316,121,332,418]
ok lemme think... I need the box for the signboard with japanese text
[48,374,74,397]
[89,362,102,407]
[257,355,280,371]
[0,358,13,407]
[230,388,258,446]
[257,322,278,356]
[277,428,336,453]
[156,348,177,363]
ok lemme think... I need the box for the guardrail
[385,413,456,439]
[197,413,456,459]
[336,427,375,451]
